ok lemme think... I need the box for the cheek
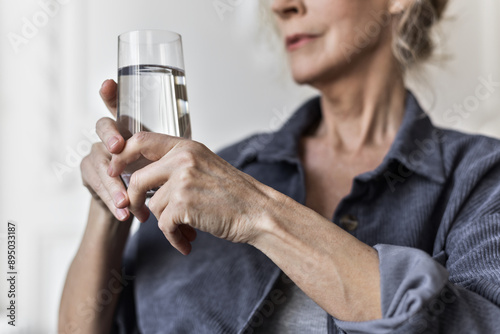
[287,29,350,83]
[343,14,392,52]
[288,12,392,83]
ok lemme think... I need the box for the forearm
[250,193,382,322]
[59,198,133,334]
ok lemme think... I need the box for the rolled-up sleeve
[333,214,500,333]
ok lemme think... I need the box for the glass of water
[117,30,192,191]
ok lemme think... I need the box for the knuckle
[95,117,110,132]
[103,173,118,190]
[172,188,189,207]
[110,155,121,167]
[132,131,149,145]
[82,148,109,172]
[171,190,183,206]
[90,142,101,153]
[93,181,104,194]
[91,142,109,158]
[129,171,142,190]
[183,140,200,151]
[80,155,90,171]
[194,141,208,151]
[178,168,196,185]
[148,197,158,214]
[81,161,93,181]
[178,149,197,168]
[157,218,167,233]
[97,157,110,169]
[187,140,207,154]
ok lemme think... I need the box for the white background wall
[0,0,499,333]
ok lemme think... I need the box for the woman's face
[271,0,397,85]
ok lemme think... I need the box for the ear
[389,0,413,15]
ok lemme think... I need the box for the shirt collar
[382,91,447,184]
[236,91,446,184]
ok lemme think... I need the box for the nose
[271,0,305,20]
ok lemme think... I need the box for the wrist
[83,198,133,249]
[247,187,291,249]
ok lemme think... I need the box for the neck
[311,51,406,156]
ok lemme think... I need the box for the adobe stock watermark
[119,71,164,117]
[61,267,135,334]
[406,285,457,333]
[236,106,292,162]
[52,74,164,182]
[7,0,72,54]
[384,128,447,192]
[243,272,291,333]
[340,5,401,63]
[440,75,500,126]
[243,256,318,333]
[384,75,500,192]
[52,128,99,183]
[5,220,18,327]
[212,0,244,21]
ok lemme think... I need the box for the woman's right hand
[80,79,131,221]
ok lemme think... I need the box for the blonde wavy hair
[393,0,449,68]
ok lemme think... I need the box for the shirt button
[339,214,359,231]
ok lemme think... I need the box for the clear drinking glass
[117,30,191,191]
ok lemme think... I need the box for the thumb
[99,79,118,118]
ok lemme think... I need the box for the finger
[81,154,130,221]
[158,208,192,256]
[95,152,131,210]
[147,177,173,220]
[108,132,183,177]
[147,183,196,242]
[96,117,125,154]
[99,79,118,117]
[179,224,197,242]
[126,159,173,220]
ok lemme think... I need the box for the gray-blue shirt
[112,91,500,333]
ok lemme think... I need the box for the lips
[285,34,319,51]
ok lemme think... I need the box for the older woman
[60,0,500,333]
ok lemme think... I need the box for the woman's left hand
[108,132,276,255]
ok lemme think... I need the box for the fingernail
[116,208,128,221]
[108,136,119,150]
[114,192,126,206]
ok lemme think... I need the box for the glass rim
[118,29,182,45]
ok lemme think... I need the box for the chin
[291,70,315,85]
[289,58,323,85]
[289,57,348,87]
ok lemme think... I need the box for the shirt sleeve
[333,214,500,333]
